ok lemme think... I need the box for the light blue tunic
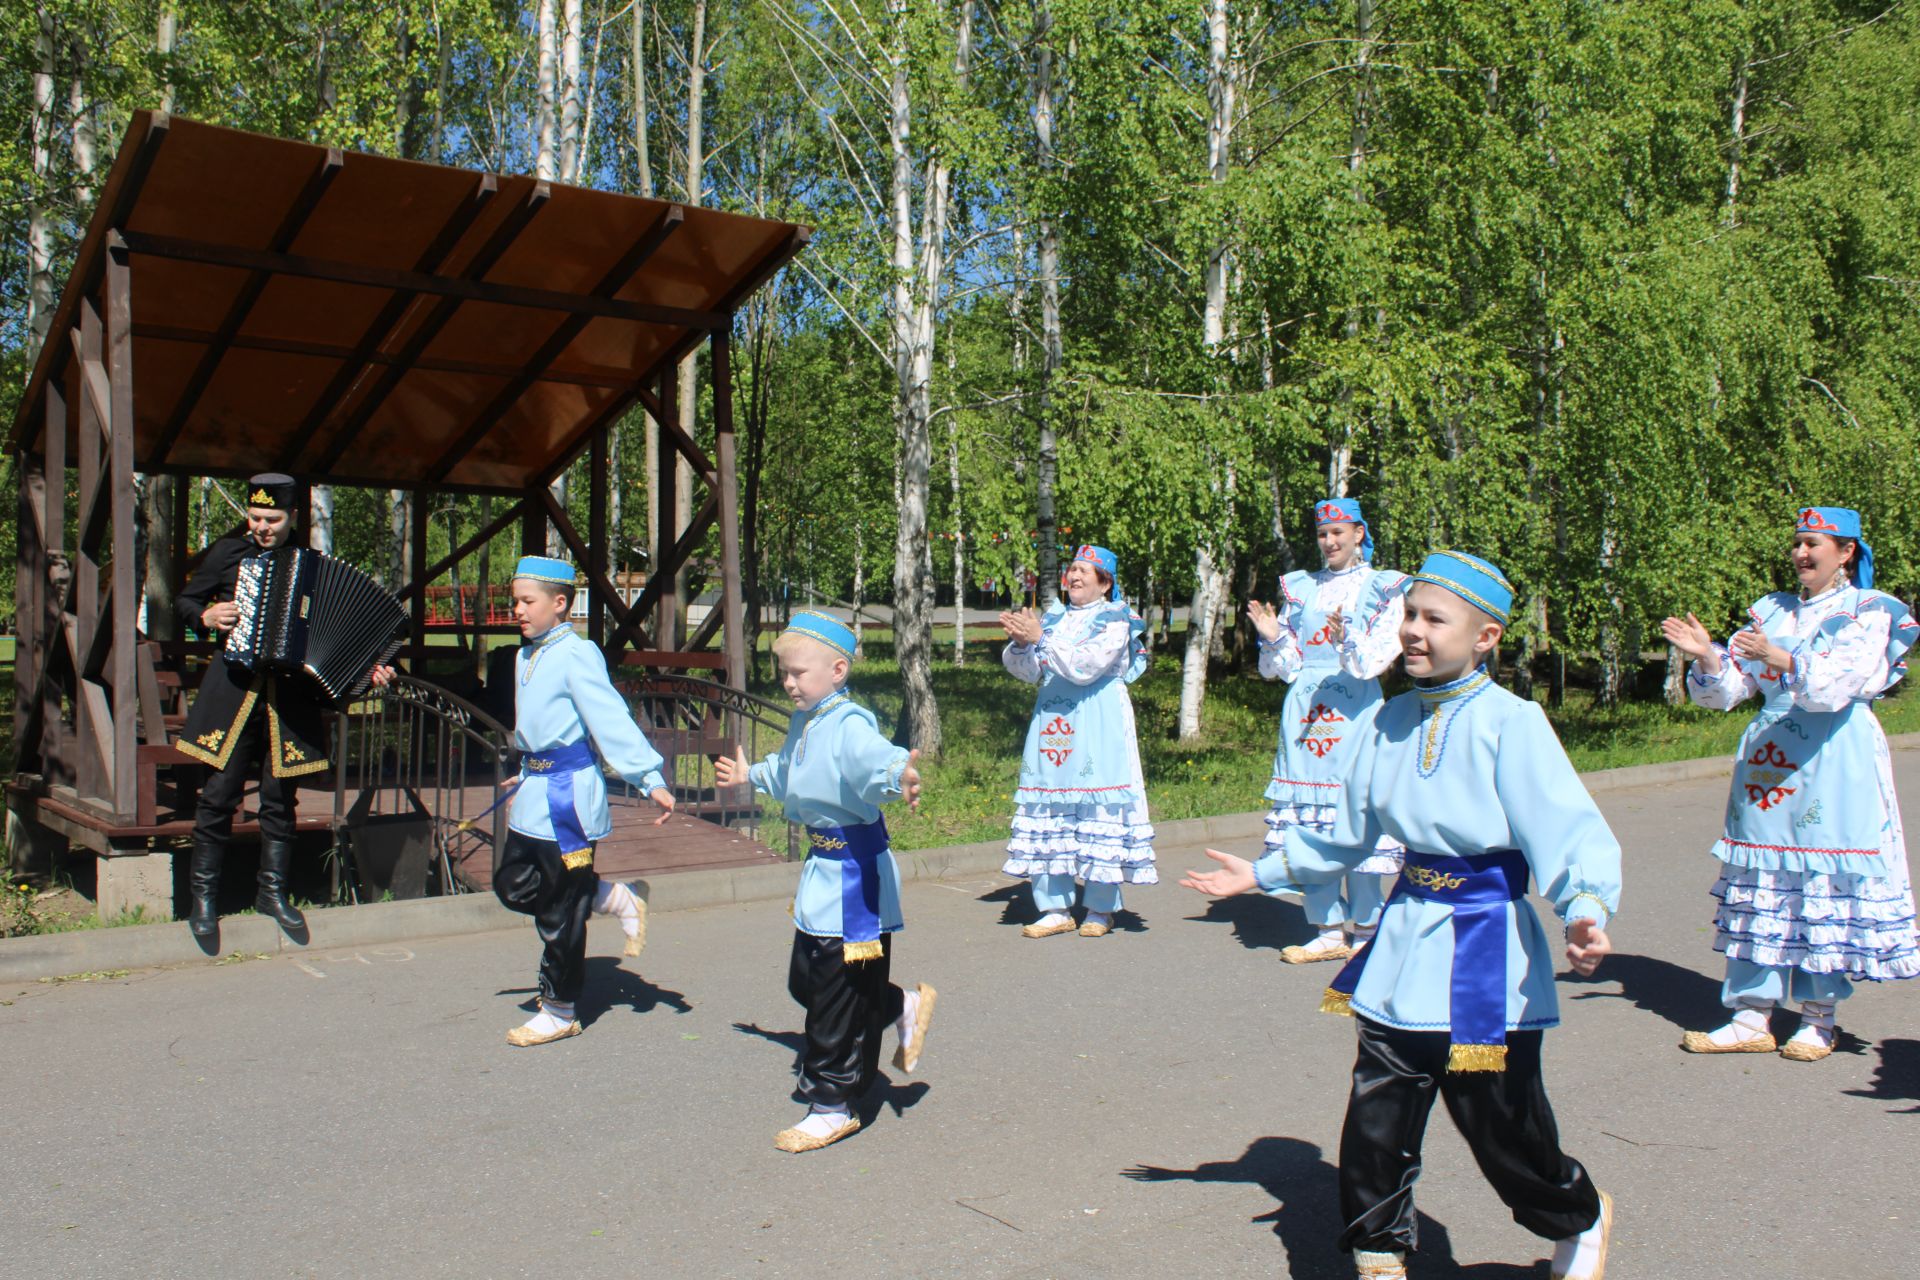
[749,690,911,938]
[1254,668,1622,1033]
[508,625,667,845]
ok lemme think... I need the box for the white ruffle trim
[1712,866,1919,981]
[1003,800,1157,883]
[1264,806,1404,875]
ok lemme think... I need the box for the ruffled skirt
[1264,805,1404,876]
[1003,797,1158,885]
[1712,865,1918,981]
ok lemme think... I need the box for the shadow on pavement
[1560,952,1724,1033]
[977,882,1152,933]
[1844,1037,1920,1113]
[1123,1135,1540,1277]
[1182,893,1317,955]
[734,1021,806,1055]
[575,957,692,1027]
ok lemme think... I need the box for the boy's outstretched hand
[1565,918,1611,976]
[1179,848,1258,898]
[648,786,676,826]
[714,746,751,788]
[901,749,923,812]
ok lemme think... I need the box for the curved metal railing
[610,672,800,857]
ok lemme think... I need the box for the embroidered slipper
[1021,916,1078,939]
[773,1114,861,1153]
[1780,1033,1834,1062]
[893,982,938,1073]
[1078,919,1112,938]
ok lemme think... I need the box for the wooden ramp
[443,787,783,894]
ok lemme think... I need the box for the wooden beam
[394,496,525,602]
[589,426,609,645]
[423,205,688,485]
[654,371,680,651]
[611,492,718,655]
[143,152,345,469]
[409,490,430,651]
[295,179,546,474]
[535,486,635,636]
[135,322,646,391]
[117,222,722,331]
[650,227,811,385]
[15,459,45,755]
[711,328,747,691]
[74,298,104,801]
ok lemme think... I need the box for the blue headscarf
[1072,544,1121,598]
[1796,507,1874,589]
[1314,498,1374,564]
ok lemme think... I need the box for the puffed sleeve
[1002,641,1044,684]
[1687,641,1758,711]
[837,714,911,807]
[1494,702,1621,930]
[1258,630,1304,682]
[565,646,668,794]
[1256,731,1386,892]
[1043,619,1132,685]
[1339,585,1405,680]
[1790,609,1894,711]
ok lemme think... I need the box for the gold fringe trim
[561,849,593,871]
[842,939,885,963]
[1319,987,1355,1017]
[1447,1043,1509,1073]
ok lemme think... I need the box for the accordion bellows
[226,547,407,704]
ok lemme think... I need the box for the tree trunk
[309,485,334,553]
[389,490,409,588]
[1665,643,1687,706]
[535,0,558,181]
[1177,547,1226,741]
[156,6,177,113]
[852,522,866,649]
[1724,50,1749,228]
[27,3,58,363]
[1031,0,1062,609]
[949,413,965,666]
[560,0,584,182]
[673,0,709,640]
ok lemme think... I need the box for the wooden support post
[656,372,680,652]
[521,489,545,559]
[41,377,68,786]
[107,237,139,820]
[589,425,609,647]
[15,456,44,753]
[410,488,431,653]
[711,329,747,692]
[169,474,188,601]
[75,300,105,803]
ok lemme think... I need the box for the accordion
[225,547,407,704]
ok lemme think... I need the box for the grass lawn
[752,633,1920,855]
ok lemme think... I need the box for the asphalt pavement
[2,757,1916,1279]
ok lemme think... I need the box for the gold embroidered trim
[174,681,261,770]
[1566,892,1609,923]
[267,689,330,778]
[248,487,274,506]
[1414,571,1509,622]
[1319,988,1355,1017]
[561,850,594,871]
[843,939,884,963]
[1447,1043,1509,1073]
[808,832,850,853]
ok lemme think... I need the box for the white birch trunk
[852,521,866,649]
[1725,51,1749,227]
[672,0,708,640]
[309,485,335,554]
[631,4,660,575]
[1031,0,1062,608]
[157,6,177,113]
[27,3,58,363]
[389,490,410,588]
[949,415,965,666]
[559,0,583,182]
[535,0,558,180]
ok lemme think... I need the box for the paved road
[3,758,1917,1279]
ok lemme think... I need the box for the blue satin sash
[806,817,890,953]
[523,739,596,855]
[1331,849,1528,1070]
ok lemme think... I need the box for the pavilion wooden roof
[9,112,808,494]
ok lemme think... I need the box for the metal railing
[610,673,799,858]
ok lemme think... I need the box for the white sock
[1790,1003,1836,1047]
[1549,1206,1607,1279]
[792,1103,852,1139]
[520,1001,575,1036]
[1350,923,1377,942]
[1705,1005,1772,1047]
[593,879,642,938]
[1083,910,1112,929]
[896,989,920,1054]
[1034,911,1072,929]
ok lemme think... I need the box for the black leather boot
[187,836,222,939]
[254,838,306,931]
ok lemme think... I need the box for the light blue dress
[1259,564,1408,928]
[1002,598,1157,890]
[749,690,911,939]
[508,625,667,846]
[1686,585,1918,993]
[1254,668,1621,1035]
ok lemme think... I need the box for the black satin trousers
[493,831,596,1005]
[787,930,906,1107]
[1338,1016,1601,1254]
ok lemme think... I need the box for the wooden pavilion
[8,113,807,918]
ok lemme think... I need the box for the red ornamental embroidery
[1747,783,1798,811]
[1303,703,1346,725]
[1796,508,1842,534]
[1039,714,1075,767]
[1307,623,1334,646]
[1302,736,1341,758]
[1748,740,1794,770]
[1300,702,1345,757]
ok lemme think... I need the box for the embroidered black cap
[245,472,298,511]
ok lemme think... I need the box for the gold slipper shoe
[1679,1028,1777,1054]
[1022,916,1078,939]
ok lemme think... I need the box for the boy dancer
[1183,552,1619,1280]
[716,612,934,1152]
[498,557,673,1047]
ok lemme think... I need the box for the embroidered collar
[519,625,571,685]
[1321,562,1366,578]
[1797,583,1849,607]
[1416,666,1492,706]
[795,689,851,764]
